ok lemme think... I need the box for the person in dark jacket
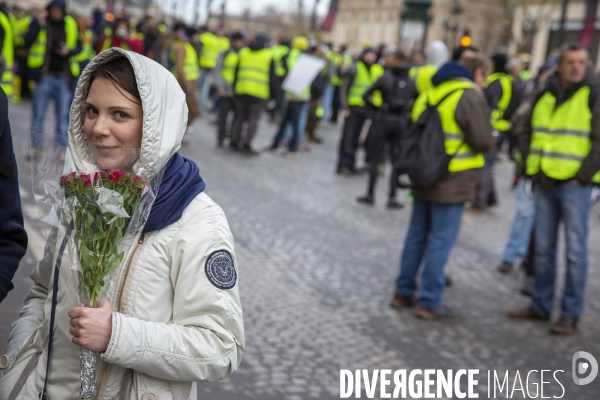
[508,43,600,335]
[24,0,81,159]
[357,50,418,208]
[0,88,27,303]
[390,55,497,320]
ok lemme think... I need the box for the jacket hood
[426,40,448,68]
[47,0,66,13]
[68,48,187,181]
[431,61,474,87]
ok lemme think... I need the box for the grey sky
[159,0,330,25]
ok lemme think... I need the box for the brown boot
[549,316,578,335]
[506,306,549,321]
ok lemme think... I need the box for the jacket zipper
[96,233,146,399]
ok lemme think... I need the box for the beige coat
[0,48,244,400]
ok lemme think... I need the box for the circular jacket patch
[205,250,237,289]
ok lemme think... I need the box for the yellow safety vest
[234,47,272,100]
[221,49,239,84]
[413,65,437,94]
[219,37,230,52]
[412,80,486,172]
[485,72,513,131]
[286,48,311,97]
[28,15,77,70]
[0,12,13,96]
[13,15,31,47]
[348,60,383,107]
[169,40,200,81]
[69,29,96,78]
[271,45,289,77]
[527,86,600,182]
[198,32,220,69]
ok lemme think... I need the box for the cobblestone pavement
[2,100,600,399]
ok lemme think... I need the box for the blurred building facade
[511,0,600,73]
[327,0,511,55]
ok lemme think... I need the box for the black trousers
[364,115,405,197]
[231,96,264,147]
[337,108,369,171]
[217,96,235,144]
[330,85,341,123]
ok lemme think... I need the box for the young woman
[0,48,244,399]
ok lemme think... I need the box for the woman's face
[84,78,143,171]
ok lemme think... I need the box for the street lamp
[400,0,432,50]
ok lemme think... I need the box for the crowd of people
[0,0,599,397]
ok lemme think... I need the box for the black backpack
[393,90,464,188]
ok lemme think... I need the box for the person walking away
[305,44,333,144]
[24,0,81,160]
[410,40,448,94]
[197,26,220,110]
[336,48,383,175]
[267,36,313,157]
[170,23,201,138]
[0,88,27,303]
[390,55,496,319]
[357,50,417,208]
[507,42,600,335]
[230,33,274,154]
[269,39,290,122]
[0,4,14,99]
[97,18,144,54]
[215,31,245,146]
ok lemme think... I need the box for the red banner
[321,0,339,32]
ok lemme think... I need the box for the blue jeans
[321,84,335,122]
[198,68,212,109]
[395,199,465,308]
[502,179,535,264]
[31,74,70,149]
[531,181,592,318]
[272,101,308,152]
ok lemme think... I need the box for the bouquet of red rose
[59,168,148,400]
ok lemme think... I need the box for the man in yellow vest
[197,26,220,110]
[170,22,201,135]
[268,38,290,121]
[410,40,448,94]
[11,8,32,102]
[322,44,350,125]
[390,55,496,320]
[267,36,316,156]
[508,43,600,335]
[24,0,81,159]
[230,33,274,154]
[215,31,245,146]
[336,48,383,175]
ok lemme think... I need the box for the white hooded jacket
[0,48,244,400]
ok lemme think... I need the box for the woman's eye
[86,107,98,115]
[114,111,129,119]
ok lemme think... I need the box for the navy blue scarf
[143,153,206,233]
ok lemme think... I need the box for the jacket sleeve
[23,19,41,50]
[269,59,276,100]
[0,121,27,303]
[67,36,82,57]
[483,80,502,111]
[455,88,497,153]
[101,204,244,382]
[517,94,541,177]
[214,52,226,89]
[340,65,356,110]
[575,87,600,184]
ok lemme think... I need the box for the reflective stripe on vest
[199,32,220,69]
[348,61,384,107]
[221,49,239,84]
[0,12,13,96]
[234,47,272,100]
[28,15,77,70]
[169,40,200,81]
[70,29,96,77]
[485,72,512,131]
[411,80,486,172]
[527,86,600,182]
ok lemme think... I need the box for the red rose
[108,173,120,182]
[84,178,92,186]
